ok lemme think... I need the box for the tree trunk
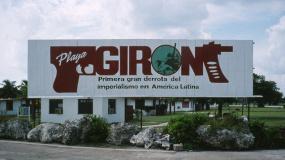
[218,102,223,117]
[173,101,176,114]
[169,100,171,114]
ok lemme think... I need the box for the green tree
[213,98,236,117]
[18,80,28,98]
[253,73,283,107]
[0,80,20,98]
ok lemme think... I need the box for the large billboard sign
[28,40,253,98]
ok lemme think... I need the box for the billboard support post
[169,99,171,115]
[241,98,244,115]
[247,98,250,122]
[140,103,143,129]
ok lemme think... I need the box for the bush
[248,120,267,148]
[164,113,208,148]
[249,120,285,149]
[194,114,254,150]
[165,113,256,150]
[0,115,15,123]
[208,114,247,133]
[165,112,285,150]
[79,115,109,143]
[133,109,141,121]
[257,102,265,108]
[266,127,285,148]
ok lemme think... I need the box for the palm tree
[18,80,28,98]
[0,80,20,98]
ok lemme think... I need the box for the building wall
[126,99,135,110]
[41,97,125,124]
[168,101,216,112]
[0,101,6,114]
[145,99,153,106]
[100,98,125,123]
[0,100,21,116]
[169,101,195,112]
[126,99,155,110]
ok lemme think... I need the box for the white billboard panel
[28,39,253,98]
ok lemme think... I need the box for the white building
[40,97,125,123]
[127,99,197,115]
[40,98,165,124]
[126,98,167,116]
[168,101,195,112]
[0,99,22,116]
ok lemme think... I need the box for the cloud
[250,15,285,94]
[200,0,285,94]
[258,16,285,93]
[202,0,285,37]
[131,0,210,38]
[0,0,212,85]
[28,0,142,38]
[266,16,285,74]
[0,0,139,84]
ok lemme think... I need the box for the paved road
[0,140,285,160]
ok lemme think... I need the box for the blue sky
[0,0,285,94]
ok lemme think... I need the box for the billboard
[28,39,253,98]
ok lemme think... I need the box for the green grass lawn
[139,112,190,126]
[135,106,285,127]
[225,106,285,127]
[132,112,201,126]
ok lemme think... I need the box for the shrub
[79,115,109,143]
[196,114,254,150]
[249,120,285,149]
[248,120,267,148]
[133,109,142,121]
[0,115,16,123]
[257,102,265,108]
[164,113,208,148]
[266,127,285,148]
[208,114,247,133]
[165,113,257,150]
[166,113,285,150]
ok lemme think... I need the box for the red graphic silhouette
[197,42,233,83]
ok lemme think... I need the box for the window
[6,100,13,111]
[182,102,189,108]
[49,99,63,114]
[78,99,93,114]
[108,99,116,114]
